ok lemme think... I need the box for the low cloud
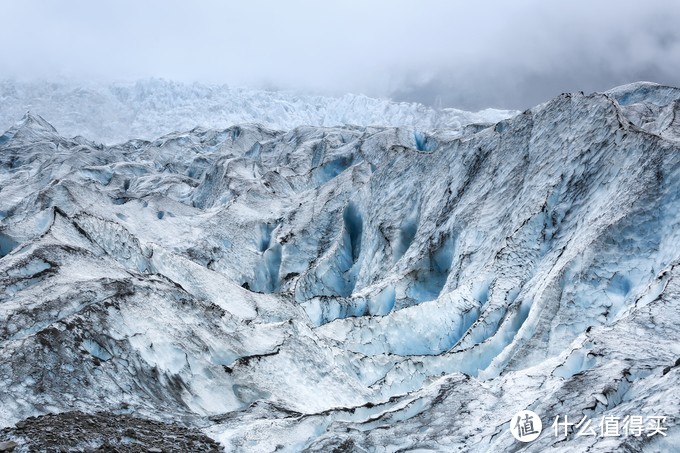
[2,0,679,109]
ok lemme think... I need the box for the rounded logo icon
[510,410,542,442]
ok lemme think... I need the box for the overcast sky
[2,0,679,110]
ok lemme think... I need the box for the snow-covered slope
[0,79,517,144]
[1,82,679,452]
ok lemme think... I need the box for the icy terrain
[0,79,516,145]
[1,81,680,452]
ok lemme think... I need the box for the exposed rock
[0,412,220,452]
[0,441,17,452]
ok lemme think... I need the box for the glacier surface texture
[0,81,679,451]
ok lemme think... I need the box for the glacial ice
[0,232,18,258]
[0,80,518,144]
[0,82,679,451]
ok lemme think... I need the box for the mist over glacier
[0,80,517,145]
[0,81,679,452]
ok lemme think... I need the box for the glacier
[0,79,517,145]
[0,81,679,451]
